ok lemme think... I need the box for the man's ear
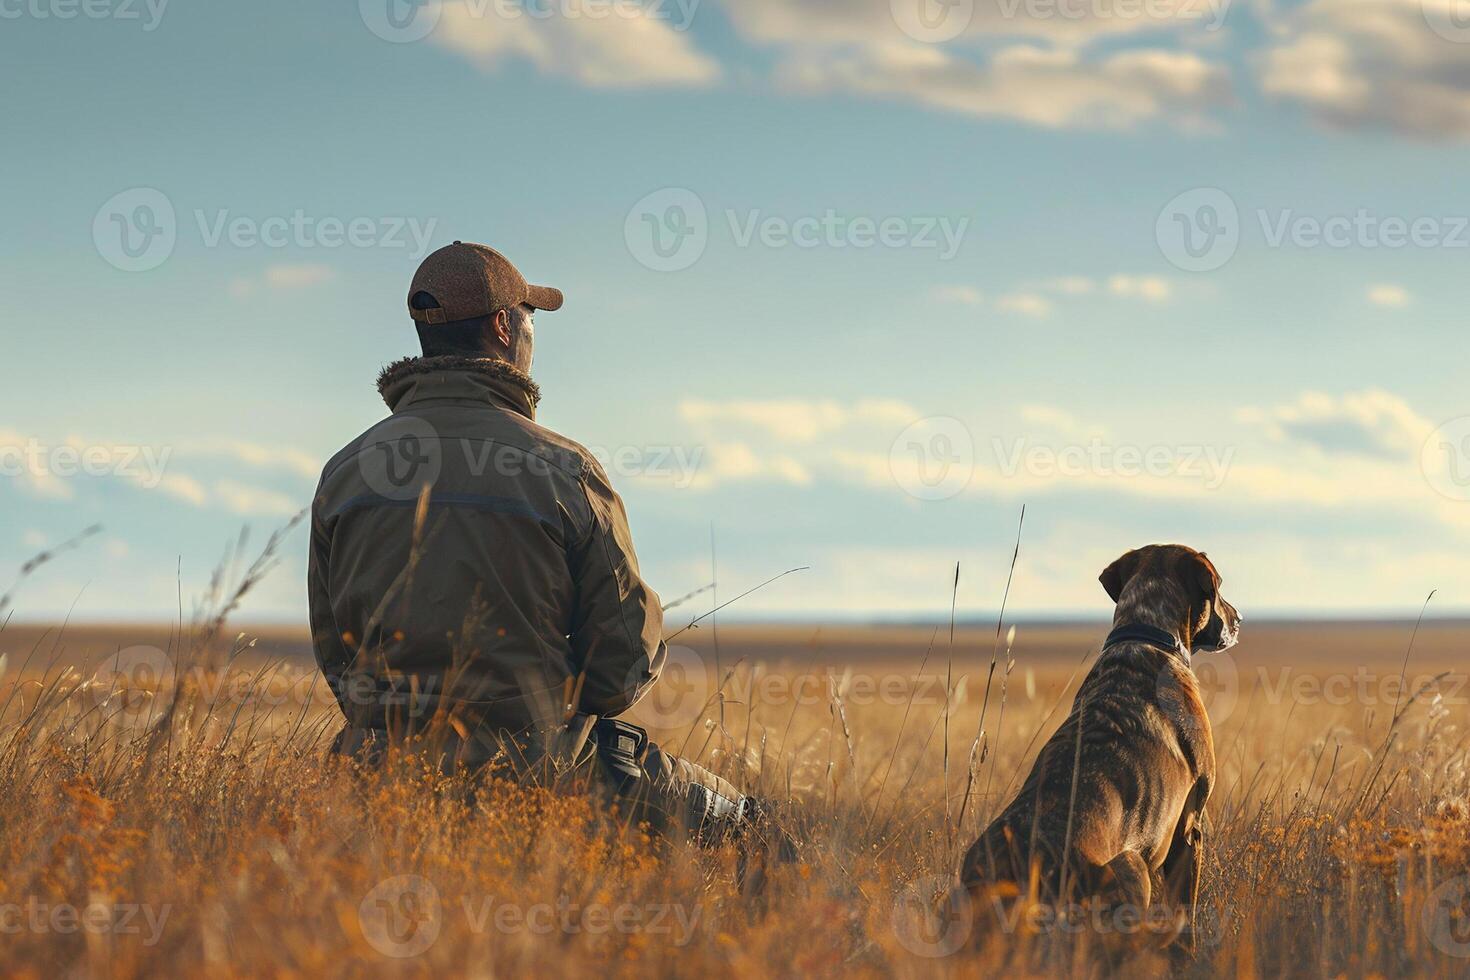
[1099,550,1141,603]
[490,309,513,348]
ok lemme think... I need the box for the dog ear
[1192,552,1220,601]
[1099,550,1141,603]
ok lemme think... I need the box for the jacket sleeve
[567,461,667,718]
[308,485,353,694]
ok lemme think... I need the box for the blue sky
[3,0,1470,622]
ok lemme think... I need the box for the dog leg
[1161,795,1207,953]
[1101,849,1152,910]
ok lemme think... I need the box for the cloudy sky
[3,0,1470,622]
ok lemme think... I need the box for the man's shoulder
[509,415,600,479]
[314,409,598,495]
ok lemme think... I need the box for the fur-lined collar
[376,355,540,417]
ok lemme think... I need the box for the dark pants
[330,719,745,842]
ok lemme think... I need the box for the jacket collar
[376,356,540,420]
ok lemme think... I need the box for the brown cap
[408,241,564,324]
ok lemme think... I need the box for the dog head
[1099,544,1241,653]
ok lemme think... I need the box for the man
[307,241,767,846]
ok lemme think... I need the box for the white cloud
[778,43,1231,131]
[724,0,1231,47]
[683,441,812,490]
[933,285,984,306]
[1019,404,1108,440]
[145,472,209,507]
[996,292,1053,317]
[1236,389,1431,459]
[432,0,719,87]
[20,530,47,551]
[1044,276,1097,295]
[1367,283,1411,307]
[1107,274,1172,302]
[936,276,1169,315]
[0,429,75,500]
[230,264,335,298]
[212,480,301,517]
[1261,0,1470,138]
[680,398,920,444]
[266,264,334,289]
[180,439,321,481]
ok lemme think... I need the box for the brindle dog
[959,544,1241,945]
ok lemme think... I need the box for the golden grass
[1,626,1469,978]
[2,535,1469,976]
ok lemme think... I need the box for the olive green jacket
[308,356,666,741]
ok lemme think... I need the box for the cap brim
[526,284,563,312]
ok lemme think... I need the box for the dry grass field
[2,577,1469,977]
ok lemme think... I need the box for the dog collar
[1103,623,1187,656]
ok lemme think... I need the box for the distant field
[1,616,1468,976]
[5,616,1468,671]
